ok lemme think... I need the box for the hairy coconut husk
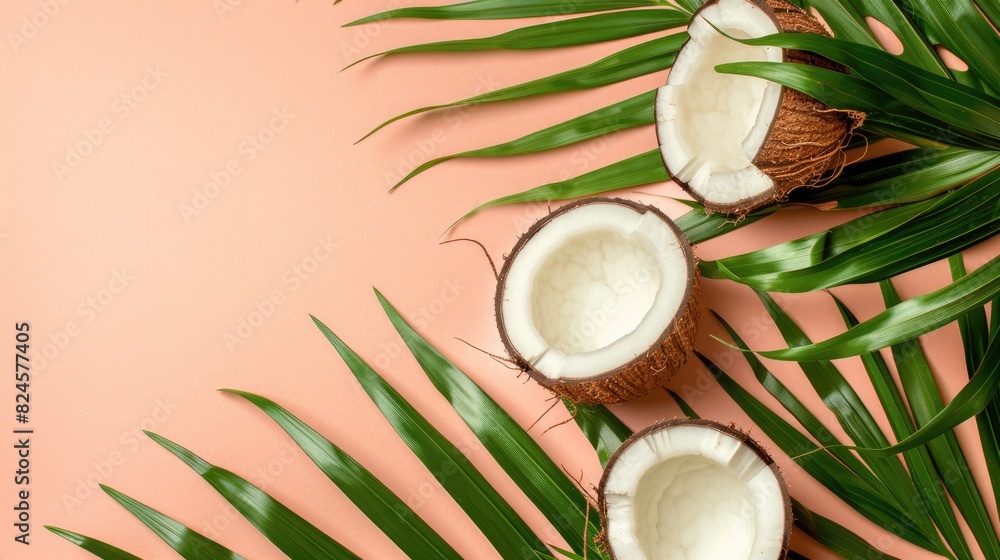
[495,198,701,405]
[658,0,865,216]
[597,419,793,560]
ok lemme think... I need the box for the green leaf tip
[144,431,212,475]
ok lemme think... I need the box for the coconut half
[656,0,864,215]
[599,420,792,560]
[495,198,700,404]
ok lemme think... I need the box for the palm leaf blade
[219,390,463,560]
[375,290,603,556]
[311,316,551,558]
[100,485,245,560]
[362,33,686,140]
[713,311,898,504]
[346,0,669,26]
[881,281,1000,558]
[394,90,655,191]
[715,61,1000,149]
[898,0,1000,93]
[348,10,690,69]
[701,169,1000,292]
[791,499,902,560]
[567,401,631,468]
[754,253,1000,360]
[45,526,144,560]
[735,33,1000,137]
[795,148,1000,208]
[144,432,361,560]
[462,149,668,221]
[697,352,939,550]
[832,296,974,560]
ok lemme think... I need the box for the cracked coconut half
[495,198,700,404]
[656,0,864,215]
[599,420,792,560]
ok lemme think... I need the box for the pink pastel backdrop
[2,1,996,559]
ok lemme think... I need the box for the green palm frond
[51,290,903,560]
[392,90,656,192]
[347,0,1000,362]
[344,0,682,27]
[345,9,690,70]
[742,253,1000,359]
[100,485,247,560]
[45,527,143,560]
[217,389,464,560]
[359,33,687,142]
[705,290,1000,559]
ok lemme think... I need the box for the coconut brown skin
[495,198,701,405]
[656,0,865,216]
[597,419,793,560]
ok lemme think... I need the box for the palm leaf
[145,432,361,560]
[794,147,1000,208]
[716,61,1000,150]
[791,499,902,560]
[898,0,1000,92]
[312,316,552,558]
[46,526,143,560]
[701,168,1000,291]
[832,295,973,560]
[697,351,939,551]
[831,0,949,75]
[393,90,655,191]
[361,33,687,141]
[951,257,1000,509]
[831,341,999,461]
[750,253,1000,360]
[713,311,901,505]
[346,10,690,69]
[101,485,246,560]
[566,400,631,468]
[733,33,1000,138]
[218,390,463,560]
[979,0,1000,29]
[375,289,604,557]
[795,0,880,47]
[881,279,1000,559]
[461,149,668,221]
[345,0,674,27]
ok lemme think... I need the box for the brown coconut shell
[656,0,865,216]
[495,198,701,405]
[597,419,793,560]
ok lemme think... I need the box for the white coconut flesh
[603,425,788,560]
[657,0,785,205]
[500,203,691,380]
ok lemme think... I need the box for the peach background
[2,1,997,559]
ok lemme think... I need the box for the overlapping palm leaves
[349,0,1000,352]
[49,0,1000,558]
[50,292,913,559]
